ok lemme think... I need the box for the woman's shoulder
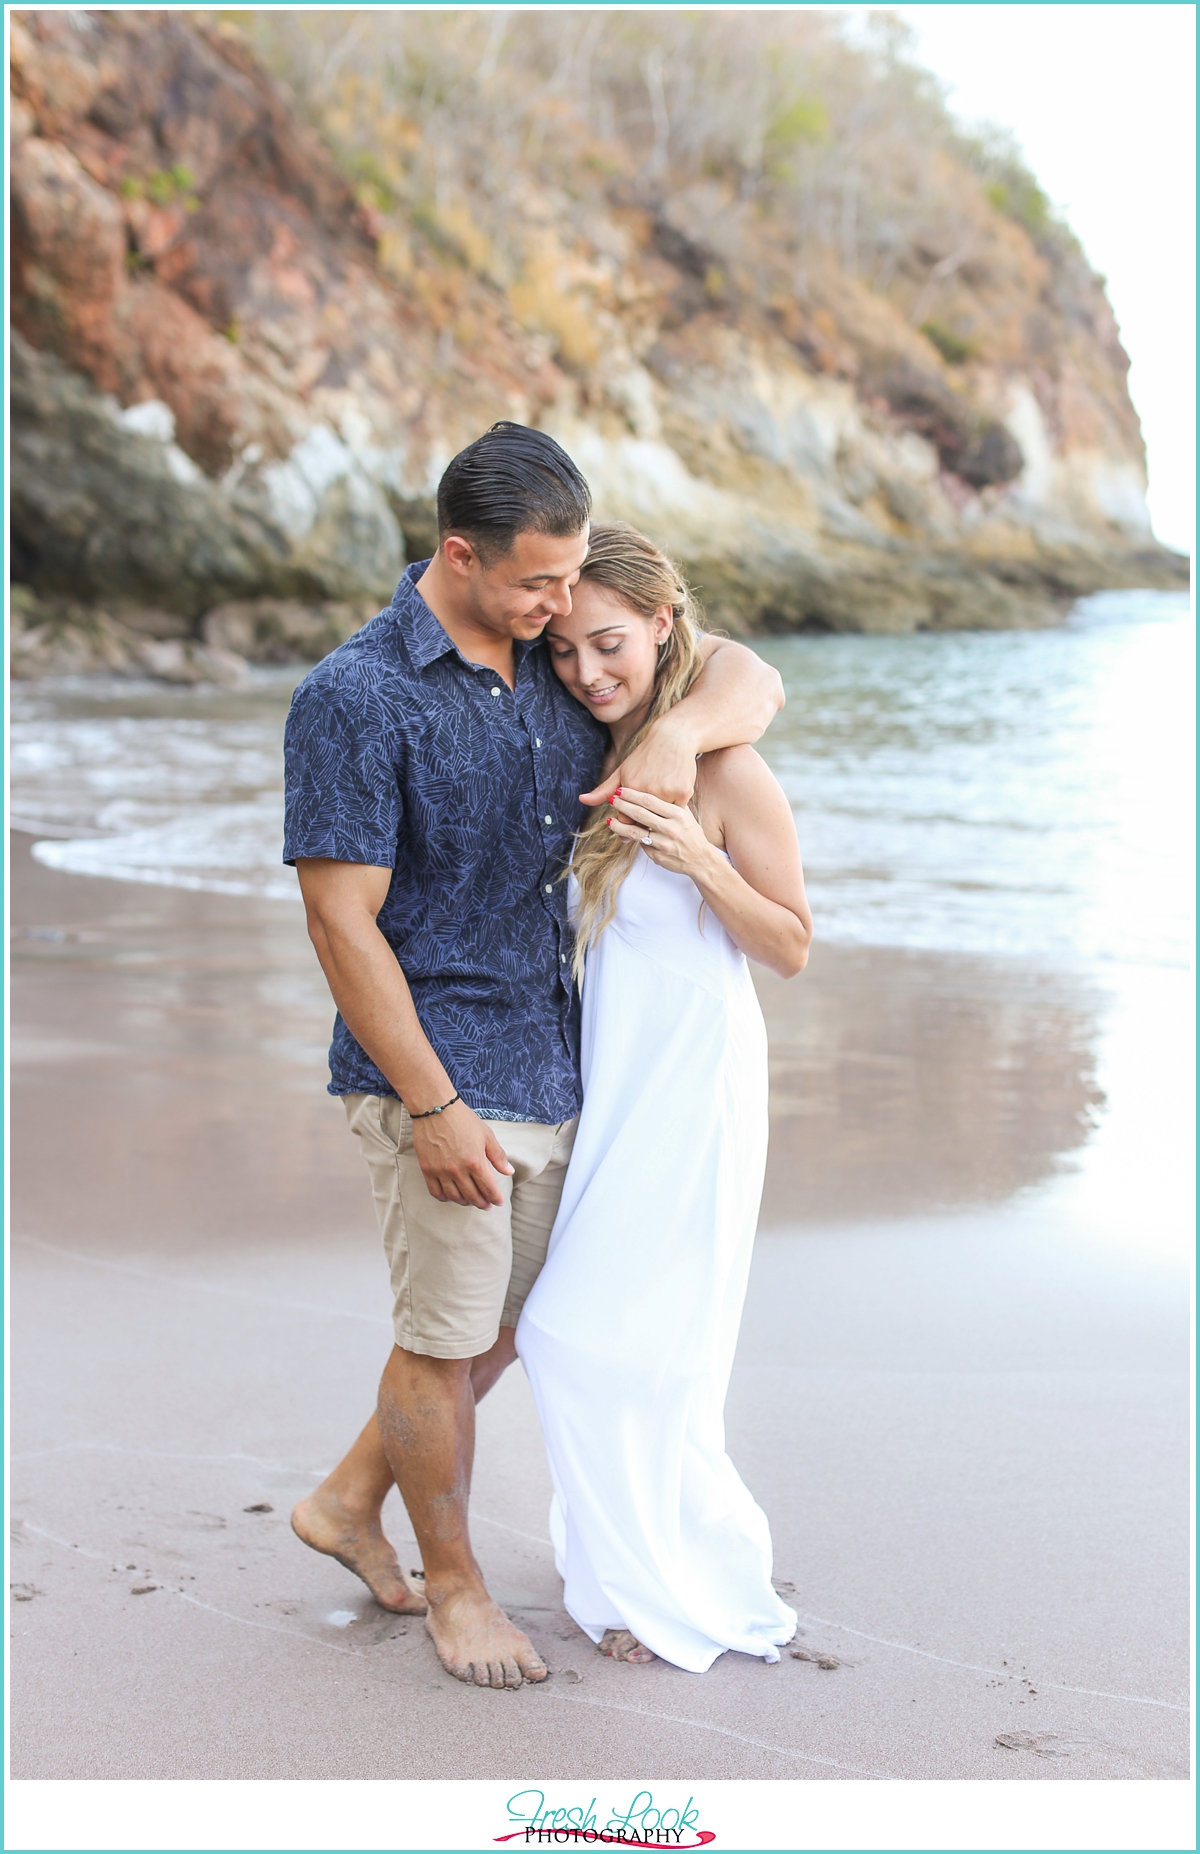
[697,743,777,797]
[697,744,792,838]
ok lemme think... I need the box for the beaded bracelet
[408,1093,461,1119]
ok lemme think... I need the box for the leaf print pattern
[283,562,606,1122]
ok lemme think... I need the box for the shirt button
[544,814,553,825]
[544,884,553,894]
[535,738,542,748]
[490,687,501,697]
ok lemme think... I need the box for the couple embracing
[284,423,812,1685]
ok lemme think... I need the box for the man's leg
[469,1324,518,1401]
[396,1119,574,1679]
[291,1414,424,1614]
[291,1329,517,1612]
[294,1104,572,1678]
[377,1339,546,1689]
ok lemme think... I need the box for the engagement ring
[642,832,653,847]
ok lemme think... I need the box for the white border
[4,9,1195,1854]
[5,1776,1199,1853]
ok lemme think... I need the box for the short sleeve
[283,673,403,868]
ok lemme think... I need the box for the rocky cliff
[10,10,1185,676]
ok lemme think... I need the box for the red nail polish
[615,787,623,796]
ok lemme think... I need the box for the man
[283,423,783,1690]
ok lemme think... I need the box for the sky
[895,2,1195,554]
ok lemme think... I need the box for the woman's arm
[607,748,812,978]
[580,637,784,809]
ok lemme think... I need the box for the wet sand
[8,830,1190,1786]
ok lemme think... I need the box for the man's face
[454,527,590,641]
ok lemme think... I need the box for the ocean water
[754,588,1194,970]
[14,589,1191,973]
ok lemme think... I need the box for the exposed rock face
[10,11,423,613]
[200,597,373,664]
[10,583,249,684]
[10,10,1186,662]
[11,332,284,613]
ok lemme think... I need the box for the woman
[516,524,812,1674]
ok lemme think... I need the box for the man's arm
[295,857,514,1209]
[580,635,784,808]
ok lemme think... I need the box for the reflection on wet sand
[756,946,1107,1224]
[13,830,1107,1252]
[11,833,359,1263]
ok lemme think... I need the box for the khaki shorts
[342,1094,577,1360]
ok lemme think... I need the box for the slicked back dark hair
[437,422,591,564]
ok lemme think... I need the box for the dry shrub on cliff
[248,7,1112,399]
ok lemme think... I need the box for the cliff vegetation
[10,9,1185,678]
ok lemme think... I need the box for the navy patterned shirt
[283,562,606,1121]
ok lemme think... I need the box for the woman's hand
[607,787,720,880]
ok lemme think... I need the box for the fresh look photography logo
[496,1790,715,1847]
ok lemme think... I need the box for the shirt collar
[392,561,459,671]
[391,559,543,678]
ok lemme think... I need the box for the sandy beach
[8,826,1190,1791]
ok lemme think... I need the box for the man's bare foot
[598,1628,656,1664]
[425,1585,548,1689]
[291,1490,426,1614]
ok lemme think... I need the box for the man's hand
[581,710,699,809]
[411,1102,515,1209]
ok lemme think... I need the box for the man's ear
[441,534,478,576]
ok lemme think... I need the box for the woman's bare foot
[424,1584,548,1689]
[291,1489,426,1614]
[598,1628,656,1664]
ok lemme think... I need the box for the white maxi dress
[516,851,798,1672]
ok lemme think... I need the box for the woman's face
[545,580,673,728]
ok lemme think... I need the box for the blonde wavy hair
[566,523,707,980]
